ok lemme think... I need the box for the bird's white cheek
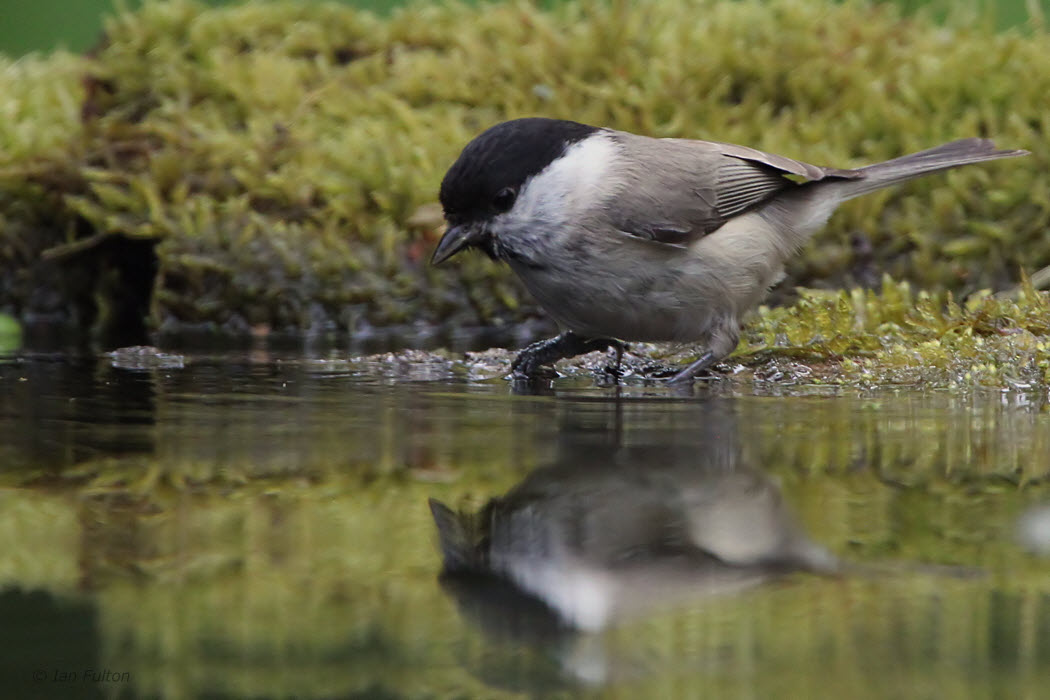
[507,177,573,231]
[508,133,619,230]
[490,186,570,245]
[486,132,622,256]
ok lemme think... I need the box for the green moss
[0,0,1047,338]
[737,276,1050,388]
[0,313,21,353]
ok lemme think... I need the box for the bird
[431,118,1028,383]
[429,442,838,633]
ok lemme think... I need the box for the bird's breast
[507,245,722,344]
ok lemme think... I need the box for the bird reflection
[429,400,839,642]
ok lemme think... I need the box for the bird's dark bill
[431,223,477,264]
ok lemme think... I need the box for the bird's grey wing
[609,134,862,247]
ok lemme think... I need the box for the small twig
[40,231,117,261]
[995,264,1050,299]
[1031,264,1050,291]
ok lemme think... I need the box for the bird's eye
[492,187,517,213]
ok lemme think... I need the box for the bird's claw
[666,350,718,384]
[509,332,624,380]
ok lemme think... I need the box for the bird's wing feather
[608,133,862,247]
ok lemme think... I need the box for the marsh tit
[432,118,1027,382]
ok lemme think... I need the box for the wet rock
[106,346,185,371]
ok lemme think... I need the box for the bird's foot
[510,332,622,379]
[666,350,718,384]
[642,351,720,383]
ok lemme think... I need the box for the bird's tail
[764,138,1026,247]
[837,138,1028,201]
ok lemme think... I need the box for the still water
[1,351,1049,698]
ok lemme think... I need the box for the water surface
[1,351,1049,698]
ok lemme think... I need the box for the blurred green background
[1,0,1047,57]
[0,0,397,55]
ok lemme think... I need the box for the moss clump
[0,0,1048,340]
[740,276,1050,388]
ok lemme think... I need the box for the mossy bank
[1,0,1047,347]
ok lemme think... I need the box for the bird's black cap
[439,118,600,224]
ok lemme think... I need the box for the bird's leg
[666,326,737,384]
[511,332,621,378]
[609,342,624,374]
[667,350,717,384]
[594,341,628,387]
